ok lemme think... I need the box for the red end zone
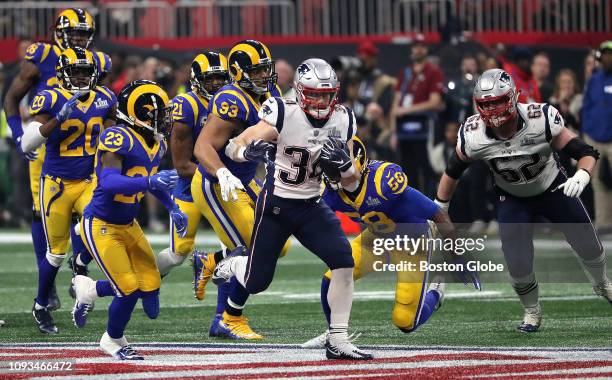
[0,343,610,379]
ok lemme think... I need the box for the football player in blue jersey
[193,40,290,339]
[3,8,107,311]
[21,47,117,334]
[71,80,187,360]
[301,136,481,347]
[156,52,231,334]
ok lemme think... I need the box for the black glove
[244,139,273,164]
[320,138,352,172]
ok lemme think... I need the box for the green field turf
[1,235,610,347]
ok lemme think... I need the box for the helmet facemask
[58,63,97,94]
[56,26,94,50]
[241,61,277,95]
[475,90,518,128]
[191,71,230,100]
[296,84,339,119]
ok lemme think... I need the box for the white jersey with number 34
[257,97,356,199]
[458,103,565,197]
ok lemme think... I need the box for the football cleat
[517,305,542,333]
[47,283,61,311]
[71,275,97,328]
[301,330,362,349]
[32,301,58,334]
[215,311,263,340]
[212,246,247,285]
[325,333,373,360]
[193,250,216,301]
[100,332,144,360]
[428,277,446,310]
[208,313,224,337]
[593,280,612,305]
[68,254,89,299]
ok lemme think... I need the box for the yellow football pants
[81,216,160,296]
[40,174,94,255]
[29,145,44,214]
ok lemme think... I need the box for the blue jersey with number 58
[85,125,166,225]
[323,160,439,235]
[198,82,281,184]
[29,86,116,179]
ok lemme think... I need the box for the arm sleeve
[400,186,440,220]
[543,104,564,142]
[445,150,471,179]
[344,107,357,141]
[257,97,281,130]
[99,167,148,195]
[149,188,177,211]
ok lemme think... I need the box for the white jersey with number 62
[257,97,356,199]
[458,103,565,197]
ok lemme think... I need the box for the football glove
[244,139,273,164]
[15,136,39,161]
[453,256,482,291]
[555,169,590,198]
[216,167,244,202]
[320,138,352,173]
[56,91,88,123]
[170,206,188,238]
[148,169,178,192]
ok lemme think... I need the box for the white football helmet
[473,68,519,128]
[294,58,340,119]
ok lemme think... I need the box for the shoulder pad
[24,43,44,63]
[373,162,408,200]
[99,126,133,154]
[269,84,282,97]
[29,90,56,116]
[258,97,282,128]
[96,86,117,103]
[171,94,198,125]
[211,90,250,121]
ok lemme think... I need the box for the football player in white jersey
[435,68,611,332]
[210,58,372,360]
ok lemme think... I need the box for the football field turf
[1,232,610,347]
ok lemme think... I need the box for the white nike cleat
[71,275,97,328]
[325,332,372,360]
[427,276,446,310]
[593,279,612,305]
[517,305,542,333]
[211,246,247,285]
[100,332,143,360]
[301,331,328,348]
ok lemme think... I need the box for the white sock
[328,267,354,337]
[34,302,45,310]
[511,273,539,308]
[76,254,86,267]
[156,248,186,276]
[231,256,248,287]
[581,253,608,285]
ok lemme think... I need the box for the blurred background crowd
[0,0,610,235]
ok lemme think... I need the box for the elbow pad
[445,151,471,179]
[21,121,46,152]
[562,138,600,161]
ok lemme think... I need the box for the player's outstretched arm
[435,147,471,211]
[552,128,599,198]
[171,121,198,178]
[3,61,39,142]
[225,120,278,163]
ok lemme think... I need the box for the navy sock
[70,223,92,265]
[36,257,59,307]
[216,281,230,315]
[226,277,249,316]
[107,292,139,339]
[31,218,47,268]
[320,277,331,326]
[139,289,160,319]
[213,248,225,263]
[96,280,114,297]
[415,290,440,328]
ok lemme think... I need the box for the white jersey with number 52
[257,97,356,199]
[458,103,565,197]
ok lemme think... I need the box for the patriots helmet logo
[499,72,512,87]
[554,112,561,125]
[297,63,311,78]
[261,104,273,116]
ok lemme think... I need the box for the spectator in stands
[549,69,582,131]
[497,45,542,103]
[275,59,295,98]
[390,35,444,196]
[445,54,478,123]
[351,41,396,161]
[111,55,142,95]
[531,52,553,102]
[581,41,612,233]
[583,50,598,86]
